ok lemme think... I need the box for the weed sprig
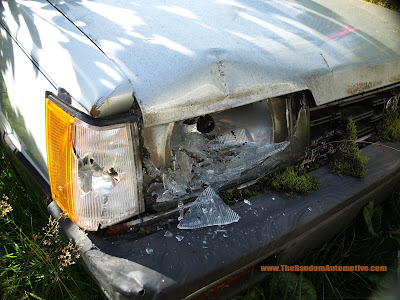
[0,148,104,299]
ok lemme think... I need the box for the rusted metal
[89,81,136,118]
[346,81,383,96]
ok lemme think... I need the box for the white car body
[1,1,400,299]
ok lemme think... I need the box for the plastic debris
[178,201,184,221]
[175,235,184,241]
[155,189,174,203]
[162,174,186,197]
[244,199,252,206]
[207,128,250,151]
[175,151,193,180]
[177,187,240,229]
[307,207,312,211]
[164,230,173,237]
[146,248,153,254]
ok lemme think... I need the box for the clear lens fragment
[207,128,251,151]
[177,187,240,229]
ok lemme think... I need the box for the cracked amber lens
[45,98,75,221]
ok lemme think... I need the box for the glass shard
[175,235,184,241]
[178,187,240,229]
[244,199,252,205]
[146,104,290,207]
[178,201,184,221]
[207,128,250,151]
[164,230,173,237]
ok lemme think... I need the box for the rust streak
[346,81,383,96]
[104,222,134,235]
[90,105,101,117]
[390,74,400,84]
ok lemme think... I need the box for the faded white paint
[45,0,400,127]
[0,0,132,175]
[1,0,400,180]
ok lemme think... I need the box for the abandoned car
[1,0,400,299]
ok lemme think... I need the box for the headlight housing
[45,95,143,231]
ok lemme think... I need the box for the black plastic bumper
[48,142,400,300]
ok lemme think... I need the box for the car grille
[310,85,399,142]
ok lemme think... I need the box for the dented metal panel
[89,80,136,118]
[47,0,400,126]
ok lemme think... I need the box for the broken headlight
[45,96,143,231]
[145,100,290,207]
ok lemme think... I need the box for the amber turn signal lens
[45,98,76,221]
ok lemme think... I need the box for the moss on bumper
[374,111,400,142]
[329,119,369,178]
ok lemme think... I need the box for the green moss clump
[343,116,357,140]
[329,119,369,178]
[221,164,321,202]
[220,187,261,204]
[374,111,400,142]
[264,166,320,197]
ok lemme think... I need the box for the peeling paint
[90,105,101,117]
[91,80,135,118]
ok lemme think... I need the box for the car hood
[49,0,400,127]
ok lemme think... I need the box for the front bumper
[48,142,400,300]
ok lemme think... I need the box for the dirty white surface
[48,0,400,126]
[0,0,132,176]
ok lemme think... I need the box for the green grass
[0,147,105,299]
[1,138,398,300]
[365,0,400,12]
[233,189,400,300]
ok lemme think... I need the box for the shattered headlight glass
[46,97,143,231]
[146,100,290,207]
